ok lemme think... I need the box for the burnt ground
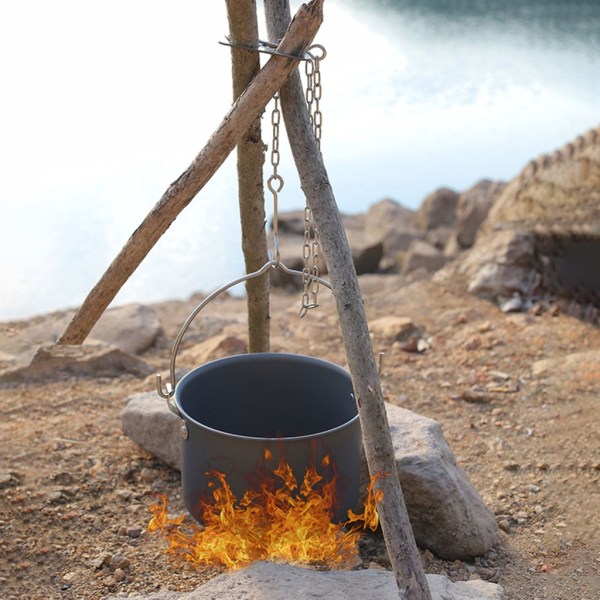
[1,276,599,599]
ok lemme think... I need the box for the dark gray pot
[175,353,361,522]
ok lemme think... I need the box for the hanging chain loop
[264,45,327,316]
[267,92,284,263]
[299,45,326,317]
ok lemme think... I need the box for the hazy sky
[1,0,598,319]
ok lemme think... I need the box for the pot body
[175,353,361,522]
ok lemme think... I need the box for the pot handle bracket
[155,253,331,417]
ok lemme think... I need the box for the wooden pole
[57,0,324,346]
[226,0,271,353]
[264,1,432,598]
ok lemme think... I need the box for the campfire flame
[148,451,384,570]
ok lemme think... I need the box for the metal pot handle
[156,253,331,418]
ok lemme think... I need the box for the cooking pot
[175,352,361,522]
[156,263,362,523]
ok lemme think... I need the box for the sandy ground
[1,276,599,599]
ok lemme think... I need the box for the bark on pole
[264,1,432,598]
[57,0,324,346]
[226,0,270,353]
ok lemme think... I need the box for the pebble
[110,554,130,569]
[500,294,524,313]
[140,468,158,482]
[461,387,494,404]
[91,552,112,570]
[0,472,20,489]
[503,460,520,472]
[45,490,65,503]
[479,566,500,582]
[498,519,511,533]
[114,568,126,582]
[51,471,75,486]
[125,526,143,538]
[485,549,499,561]
[115,489,133,501]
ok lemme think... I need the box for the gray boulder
[0,341,154,383]
[454,180,506,249]
[403,239,449,274]
[416,187,459,231]
[105,561,505,600]
[365,198,420,255]
[464,229,537,299]
[122,392,182,469]
[435,229,537,301]
[91,303,162,354]
[384,403,499,560]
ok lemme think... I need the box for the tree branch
[226,0,271,353]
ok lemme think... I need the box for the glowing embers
[148,450,383,570]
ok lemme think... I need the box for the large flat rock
[105,561,504,599]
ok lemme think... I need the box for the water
[1,0,598,320]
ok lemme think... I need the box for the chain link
[265,48,326,318]
[299,47,325,318]
[267,93,284,263]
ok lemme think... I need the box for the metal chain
[267,92,284,263]
[304,46,324,150]
[300,46,326,318]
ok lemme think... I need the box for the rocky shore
[0,125,599,599]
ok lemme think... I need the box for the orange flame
[148,453,385,570]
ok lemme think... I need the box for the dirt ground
[1,276,599,599]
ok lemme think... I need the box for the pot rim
[175,352,359,443]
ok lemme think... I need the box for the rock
[426,225,454,251]
[0,341,154,383]
[0,312,73,365]
[275,210,312,235]
[483,125,600,234]
[104,562,505,600]
[384,403,499,560]
[91,303,162,354]
[403,239,449,274]
[121,392,182,470]
[91,553,112,570]
[346,228,384,275]
[0,472,20,489]
[454,180,507,249]
[368,316,420,342]
[125,526,143,538]
[531,349,600,379]
[179,334,247,366]
[364,198,420,254]
[499,293,527,313]
[416,187,459,231]
[270,212,383,288]
[460,387,494,404]
[436,229,536,300]
[434,127,600,318]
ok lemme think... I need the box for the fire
[148,451,384,570]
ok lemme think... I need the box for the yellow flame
[148,454,384,570]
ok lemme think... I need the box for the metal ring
[306,44,327,61]
[267,174,284,194]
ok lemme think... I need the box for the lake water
[1,0,598,320]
